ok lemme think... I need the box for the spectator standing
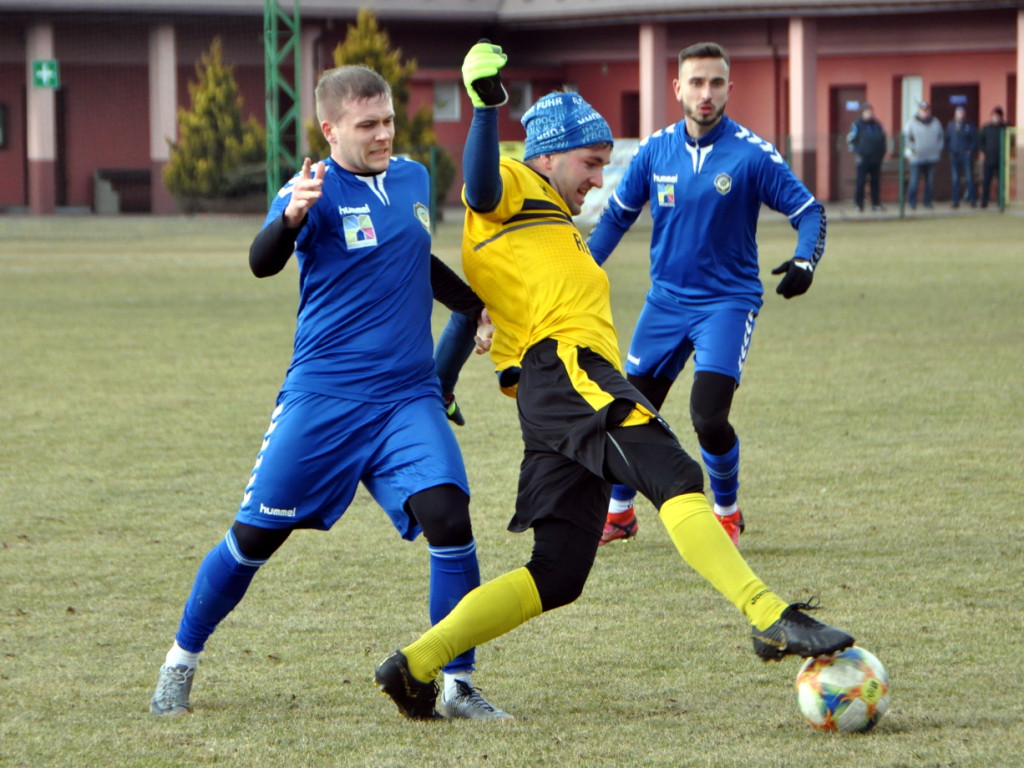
[903,101,944,210]
[847,103,887,212]
[978,106,1005,208]
[945,105,978,208]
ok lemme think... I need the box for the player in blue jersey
[149,65,509,721]
[591,42,826,547]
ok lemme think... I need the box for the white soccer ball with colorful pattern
[795,646,891,733]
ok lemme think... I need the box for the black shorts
[509,339,703,535]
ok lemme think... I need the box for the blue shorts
[625,291,758,385]
[235,389,469,540]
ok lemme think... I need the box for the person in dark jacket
[945,105,978,208]
[978,106,1005,208]
[846,103,887,211]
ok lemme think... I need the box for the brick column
[639,23,668,138]
[26,23,56,215]
[787,17,818,196]
[1016,9,1024,203]
[149,23,178,214]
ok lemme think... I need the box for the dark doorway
[20,86,28,207]
[55,86,68,207]
[830,85,866,203]
[621,91,639,138]
[1008,74,1017,125]
[929,83,979,201]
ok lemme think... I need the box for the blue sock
[610,484,637,507]
[701,439,740,509]
[429,540,480,674]
[175,530,267,653]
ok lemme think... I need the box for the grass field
[1,210,1022,767]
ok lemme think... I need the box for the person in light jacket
[903,101,944,209]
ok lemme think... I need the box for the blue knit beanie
[521,92,613,160]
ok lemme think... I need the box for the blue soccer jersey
[264,156,438,402]
[589,114,825,310]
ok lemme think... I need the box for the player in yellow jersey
[373,41,855,720]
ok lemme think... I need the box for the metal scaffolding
[264,0,301,207]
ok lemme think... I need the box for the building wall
[0,6,1019,212]
[0,21,27,208]
[0,62,26,207]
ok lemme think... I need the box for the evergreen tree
[164,37,266,206]
[305,9,455,214]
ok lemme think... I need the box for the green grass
[1,211,1022,767]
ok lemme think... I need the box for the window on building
[507,81,533,120]
[433,82,460,122]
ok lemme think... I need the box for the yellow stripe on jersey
[462,157,623,373]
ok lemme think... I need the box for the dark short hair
[315,65,391,123]
[678,42,730,68]
[992,106,1005,117]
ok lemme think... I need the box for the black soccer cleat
[751,600,855,662]
[374,649,443,720]
[444,394,466,427]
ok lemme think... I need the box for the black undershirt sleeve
[430,254,484,319]
[249,212,302,278]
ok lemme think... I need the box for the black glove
[771,258,814,299]
[462,40,508,108]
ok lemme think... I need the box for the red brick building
[0,0,1020,213]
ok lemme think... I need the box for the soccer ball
[795,646,890,733]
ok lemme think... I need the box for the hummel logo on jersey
[259,503,298,518]
[714,172,732,195]
[338,204,371,215]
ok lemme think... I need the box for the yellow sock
[658,493,788,631]
[403,567,543,682]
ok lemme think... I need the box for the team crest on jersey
[657,183,676,207]
[342,213,378,250]
[714,172,733,195]
[414,202,431,231]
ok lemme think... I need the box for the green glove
[462,40,508,108]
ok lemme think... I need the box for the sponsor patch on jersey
[657,183,675,207]
[343,213,378,250]
[714,172,733,195]
[414,202,431,231]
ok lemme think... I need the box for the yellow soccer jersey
[462,157,623,374]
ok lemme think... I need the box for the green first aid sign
[32,59,60,89]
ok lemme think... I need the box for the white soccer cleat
[149,663,195,716]
[438,679,513,721]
